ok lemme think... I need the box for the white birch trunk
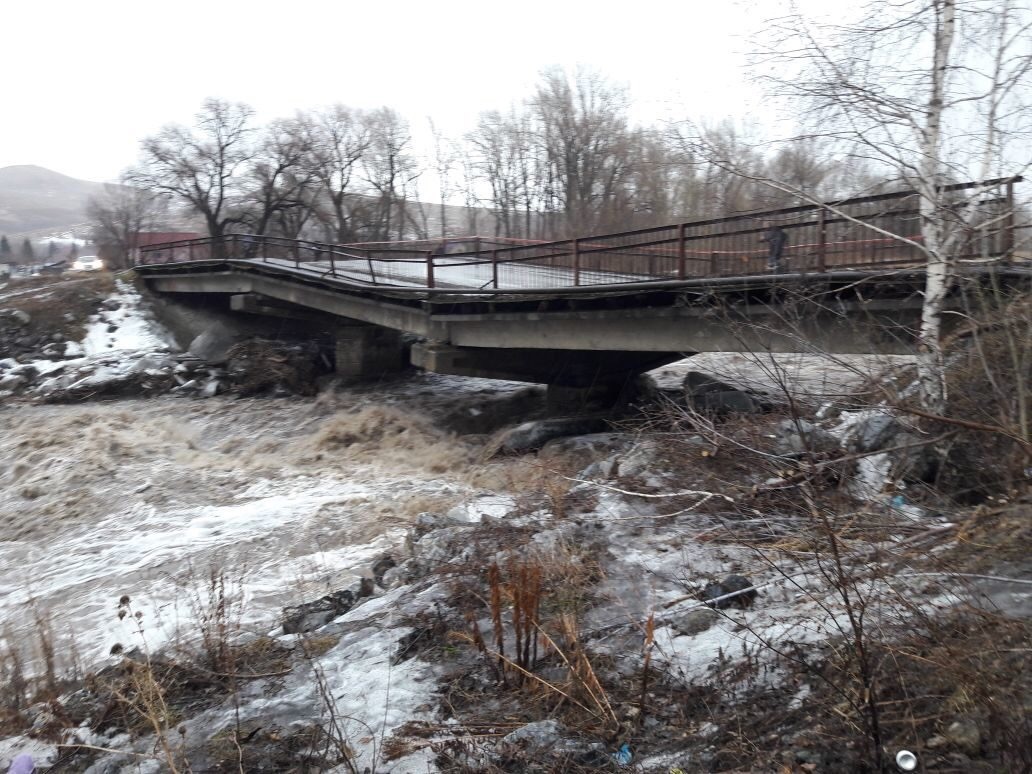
[916,0,956,415]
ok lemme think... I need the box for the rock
[671,608,718,636]
[502,719,563,750]
[282,590,356,634]
[795,749,822,765]
[538,432,635,470]
[409,526,476,574]
[131,354,176,373]
[412,512,442,537]
[484,417,609,457]
[702,574,758,609]
[101,298,122,311]
[0,373,25,392]
[890,432,939,482]
[201,379,222,398]
[683,371,738,397]
[845,412,904,453]
[944,718,981,756]
[188,327,240,363]
[1,309,30,326]
[683,371,763,415]
[372,556,397,588]
[774,418,839,456]
[614,437,676,477]
[379,564,408,589]
[106,324,118,333]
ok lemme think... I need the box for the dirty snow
[82,279,175,355]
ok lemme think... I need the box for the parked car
[71,255,104,271]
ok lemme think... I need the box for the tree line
[0,236,79,265]
[89,66,898,268]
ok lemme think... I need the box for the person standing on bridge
[761,222,788,272]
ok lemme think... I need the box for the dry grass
[0,273,115,341]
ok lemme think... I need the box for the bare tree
[428,118,457,238]
[363,107,420,241]
[87,183,167,269]
[128,99,256,255]
[468,109,526,238]
[304,105,372,243]
[240,117,314,238]
[532,67,634,236]
[708,0,1032,412]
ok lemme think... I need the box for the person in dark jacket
[761,222,788,271]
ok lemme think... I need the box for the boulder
[282,589,357,634]
[702,574,758,609]
[683,371,738,398]
[0,373,26,392]
[1,309,30,327]
[538,432,634,470]
[845,413,904,453]
[774,418,840,456]
[501,720,564,750]
[131,354,176,373]
[188,327,240,363]
[670,608,719,636]
[684,371,762,415]
[484,417,609,457]
[944,718,982,756]
[372,556,397,588]
[890,432,939,482]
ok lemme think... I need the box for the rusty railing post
[709,251,718,276]
[188,241,195,262]
[1003,178,1015,260]
[817,209,827,272]
[426,250,435,288]
[329,245,336,275]
[292,239,299,265]
[677,223,686,280]
[573,238,580,286]
[492,249,499,289]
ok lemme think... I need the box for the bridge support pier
[411,342,684,409]
[334,322,409,382]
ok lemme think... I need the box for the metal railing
[136,178,1022,292]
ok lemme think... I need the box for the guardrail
[137,178,1022,291]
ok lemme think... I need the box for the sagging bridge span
[136,179,1028,404]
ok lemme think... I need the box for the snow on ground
[649,351,913,404]
[82,279,175,355]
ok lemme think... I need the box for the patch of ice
[853,452,891,499]
[445,493,516,524]
[0,736,59,771]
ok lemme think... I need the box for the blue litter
[611,742,632,766]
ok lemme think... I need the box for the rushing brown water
[0,376,524,672]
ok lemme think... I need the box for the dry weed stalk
[110,597,192,774]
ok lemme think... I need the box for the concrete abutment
[334,322,410,382]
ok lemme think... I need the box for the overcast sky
[0,0,796,183]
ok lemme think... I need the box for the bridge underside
[139,261,1028,395]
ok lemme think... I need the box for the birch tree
[767,1,1023,412]
[739,0,1032,412]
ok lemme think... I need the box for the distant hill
[0,165,106,237]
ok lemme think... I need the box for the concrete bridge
[135,180,1027,404]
